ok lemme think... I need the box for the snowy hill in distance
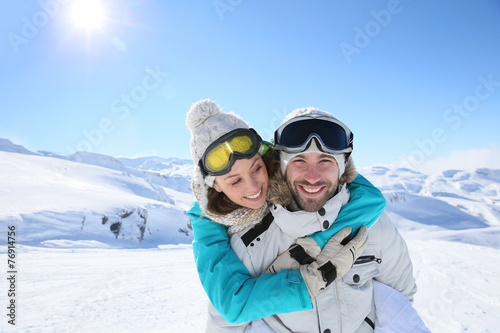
[0,138,194,248]
[0,138,41,155]
[4,137,498,250]
[1,138,499,332]
[359,165,500,249]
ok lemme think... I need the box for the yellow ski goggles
[199,128,262,177]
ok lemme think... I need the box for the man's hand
[266,226,369,297]
[265,237,322,273]
[301,226,368,297]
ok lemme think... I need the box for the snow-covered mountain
[359,165,500,249]
[1,138,499,332]
[2,138,498,249]
[0,138,194,248]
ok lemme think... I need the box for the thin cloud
[414,145,500,174]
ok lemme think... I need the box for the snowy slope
[1,138,499,332]
[0,139,194,248]
[359,165,500,250]
[357,165,500,332]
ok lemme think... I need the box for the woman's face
[214,154,268,210]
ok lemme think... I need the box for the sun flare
[70,0,105,30]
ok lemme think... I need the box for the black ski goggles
[274,116,353,154]
[199,128,263,177]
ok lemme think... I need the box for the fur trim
[267,166,293,207]
[267,156,357,207]
[339,156,357,185]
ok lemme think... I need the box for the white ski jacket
[206,185,417,332]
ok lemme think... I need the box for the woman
[185,99,387,331]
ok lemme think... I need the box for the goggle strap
[259,142,271,157]
[198,159,209,178]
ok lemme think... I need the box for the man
[188,106,420,332]
[260,107,417,332]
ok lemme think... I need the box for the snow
[1,138,499,332]
[11,245,207,332]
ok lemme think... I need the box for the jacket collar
[270,184,350,239]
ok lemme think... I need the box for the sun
[69,0,105,30]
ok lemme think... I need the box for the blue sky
[1,0,499,170]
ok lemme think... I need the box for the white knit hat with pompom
[186,99,250,187]
[186,99,268,233]
[186,98,251,217]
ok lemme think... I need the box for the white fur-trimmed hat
[278,107,349,179]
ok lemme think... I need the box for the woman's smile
[244,188,263,200]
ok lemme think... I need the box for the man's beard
[287,179,338,212]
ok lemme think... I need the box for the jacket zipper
[335,281,342,332]
[354,255,382,265]
[315,283,341,332]
[314,295,321,332]
[315,258,381,332]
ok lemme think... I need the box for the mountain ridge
[2,138,499,249]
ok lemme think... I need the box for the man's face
[285,152,339,212]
